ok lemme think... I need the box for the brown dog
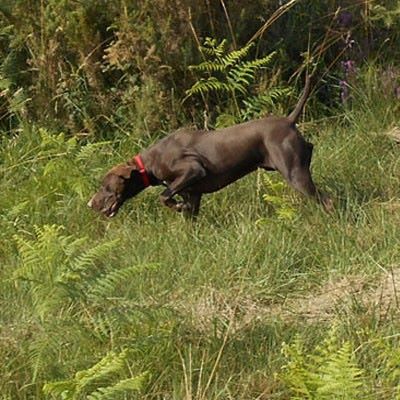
[88,76,331,218]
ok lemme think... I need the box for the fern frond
[315,341,364,398]
[241,51,276,70]
[29,323,71,382]
[84,313,121,341]
[192,43,256,73]
[43,350,148,399]
[227,67,255,88]
[13,225,64,280]
[189,60,226,73]
[87,373,149,400]
[223,42,254,66]
[185,77,234,97]
[71,239,118,273]
[281,327,366,399]
[43,379,75,397]
[6,199,29,218]
[13,225,118,318]
[225,78,248,95]
[261,174,297,221]
[187,37,281,121]
[281,336,314,399]
[242,87,292,120]
[200,37,227,58]
[13,236,41,279]
[76,141,111,162]
[75,350,128,393]
[88,264,159,303]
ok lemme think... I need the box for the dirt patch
[368,267,400,312]
[278,268,399,321]
[385,126,400,144]
[175,288,262,335]
[176,268,400,333]
[275,275,367,321]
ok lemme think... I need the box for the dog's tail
[287,74,311,124]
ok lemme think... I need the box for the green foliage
[0,106,400,398]
[1,1,400,134]
[240,87,292,120]
[13,224,118,319]
[369,336,400,399]
[281,327,365,399]
[369,2,400,29]
[260,174,297,222]
[0,0,187,134]
[88,264,159,304]
[8,219,166,389]
[0,74,28,129]
[1,3,400,399]
[185,38,288,125]
[1,1,400,133]
[43,350,148,399]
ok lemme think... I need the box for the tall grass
[1,67,399,399]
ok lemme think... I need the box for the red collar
[134,155,151,187]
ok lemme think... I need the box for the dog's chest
[188,164,258,193]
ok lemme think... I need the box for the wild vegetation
[1,1,400,399]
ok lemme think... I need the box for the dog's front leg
[181,193,202,217]
[159,191,202,218]
[159,162,206,213]
[159,188,184,212]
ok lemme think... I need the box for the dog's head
[87,164,145,217]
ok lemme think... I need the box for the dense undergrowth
[1,66,400,399]
[1,1,400,399]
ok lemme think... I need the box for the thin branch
[247,0,299,45]
[220,0,237,49]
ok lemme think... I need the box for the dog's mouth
[103,201,120,218]
[88,190,126,218]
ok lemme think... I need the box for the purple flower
[341,60,356,75]
[341,60,357,87]
[339,80,350,103]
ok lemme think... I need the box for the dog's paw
[174,202,185,212]
[175,202,194,214]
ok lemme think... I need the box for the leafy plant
[368,335,400,399]
[13,224,118,319]
[185,38,289,126]
[43,349,148,399]
[259,174,297,222]
[369,3,400,29]
[280,326,366,399]
[0,73,29,130]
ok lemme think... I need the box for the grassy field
[1,77,400,399]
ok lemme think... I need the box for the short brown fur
[88,77,332,218]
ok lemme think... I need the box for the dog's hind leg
[287,166,333,212]
[268,139,333,211]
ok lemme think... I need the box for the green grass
[1,84,400,399]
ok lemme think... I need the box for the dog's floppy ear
[110,164,136,179]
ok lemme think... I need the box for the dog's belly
[188,167,257,194]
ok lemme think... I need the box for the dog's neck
[131,155,160,187]
[133,155,150,187]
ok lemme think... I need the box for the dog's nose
[87,197,94,208]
